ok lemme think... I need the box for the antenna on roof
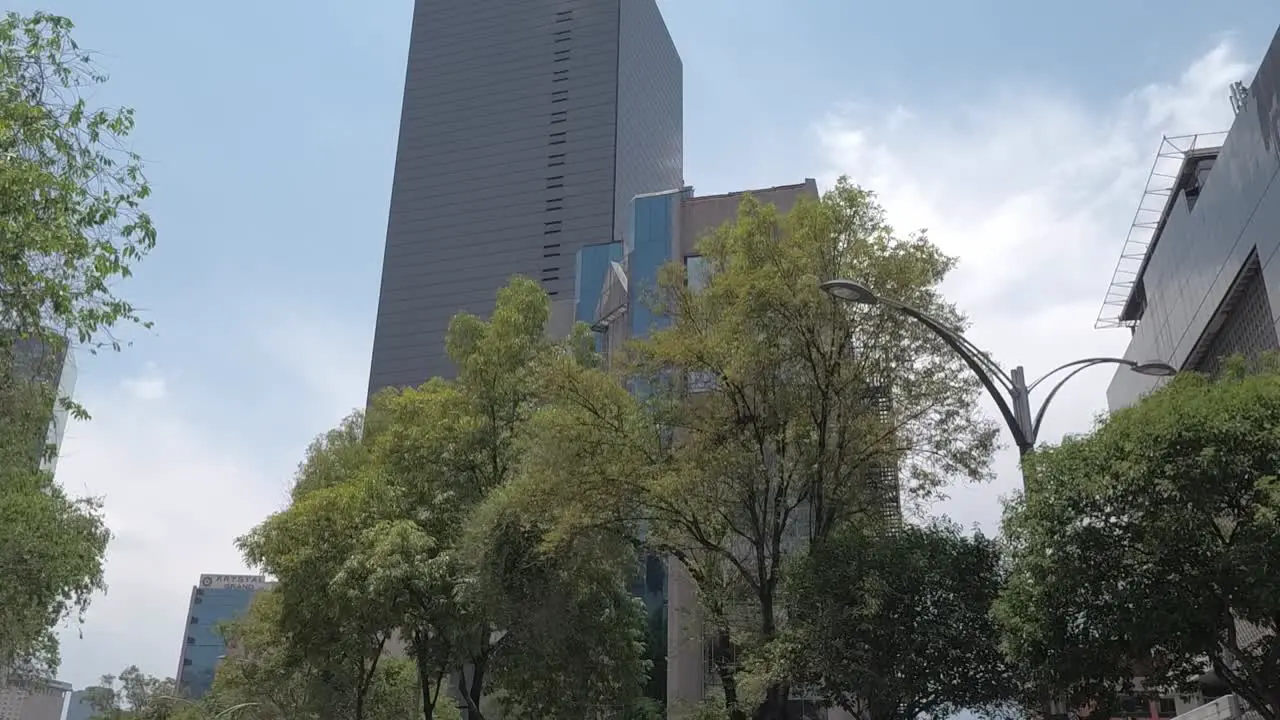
[1230,81,1250,115]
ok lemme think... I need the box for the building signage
[199,574,269,590]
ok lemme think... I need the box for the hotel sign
[199,574,269,590]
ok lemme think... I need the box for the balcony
[1172,695,1244,720]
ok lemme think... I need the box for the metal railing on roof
[1095,132,1228,330]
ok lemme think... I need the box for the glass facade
[570,189,686,707]
[42,348,75,475]
[683,255,719,393]
[4,333,74,474]
[575,241,624,325]
[629,194,676,704]
[576,182,827,712]
[629,190,681,339]
[64,690,96,720]
[1106,26,1280,409]
[175,580,266,699]
[684,255,711,293]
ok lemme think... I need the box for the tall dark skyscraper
[367,0,683,396]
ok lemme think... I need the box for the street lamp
[819,279,1177,457]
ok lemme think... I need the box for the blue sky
[11,0,1280,692]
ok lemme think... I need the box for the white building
[0,678,71,720]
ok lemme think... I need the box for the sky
[10,0,1280,693]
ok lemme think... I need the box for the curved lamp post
[820,279,1177,457]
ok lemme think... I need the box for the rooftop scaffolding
[1095,131,1228,330]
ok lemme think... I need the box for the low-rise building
[0,677,70,720]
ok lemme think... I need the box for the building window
[685,255,712,293]
[189,616,198,624]
[683,256,719,393]
[687,371,719,394]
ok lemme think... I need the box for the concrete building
[174,574,274,699]
[62,689,97,720]
[578,179,863,718]
[367,0,683,395]
[1096,24,1280,720]
[0,678,69,720]
[1103,24,1280,408]
[4,334,76,475]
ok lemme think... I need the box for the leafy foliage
[238,427,398,720]
[503,178,997,719]
[0,347,108,678]
[84,667,187,720]
[996,359,1280,720]
[469,504,653,718]
[0,9,152,680]
[783,521,1018,720]
[241,278,655,720]
[0,11,155,350]
[208,590,423,720]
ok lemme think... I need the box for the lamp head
[820,279,880,306]
[1131,361,1177,377]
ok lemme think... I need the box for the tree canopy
[0,11,155,349]
[997,359,1280,720]
[0,333,108,678]
[0,412,108,677]
[493,178,998,720]
[783,521,1018,720]
[208,590,428,720]
[0,9,152,680]
[239,277,655,720]
[84,666,183,720]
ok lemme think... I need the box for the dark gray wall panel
[1107,25,1280,408]
[615,0,684,242]
[369,0,682,394]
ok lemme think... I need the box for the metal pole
[820,280,1176,466]
[1010,366,1035,457]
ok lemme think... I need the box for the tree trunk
[752,684,790,720]
[469,654,487,713]
[354,637,386,720]
[411,634,436,720]
[1210,655,1276,720]
[711,627,748,720]
[751,585,790,720]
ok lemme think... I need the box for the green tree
[207,591,309,719]
[996,359,1280,720]
[84,667,182,720]
[467,502,653,718]
[782,521,1017,720]
[0,11,155,350]
[243,278,653,720]
[237,428,397,720]
[503,179,998,719]
[209,589,418,720]
[347,278,652,719]
[0,354,109,677]
[0,9,153,679]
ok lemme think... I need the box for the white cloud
[52,368,287,688]
[252,309,375,429]
[817,40,1253,532]
[51,305,373,689]
[121,363,168,401]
